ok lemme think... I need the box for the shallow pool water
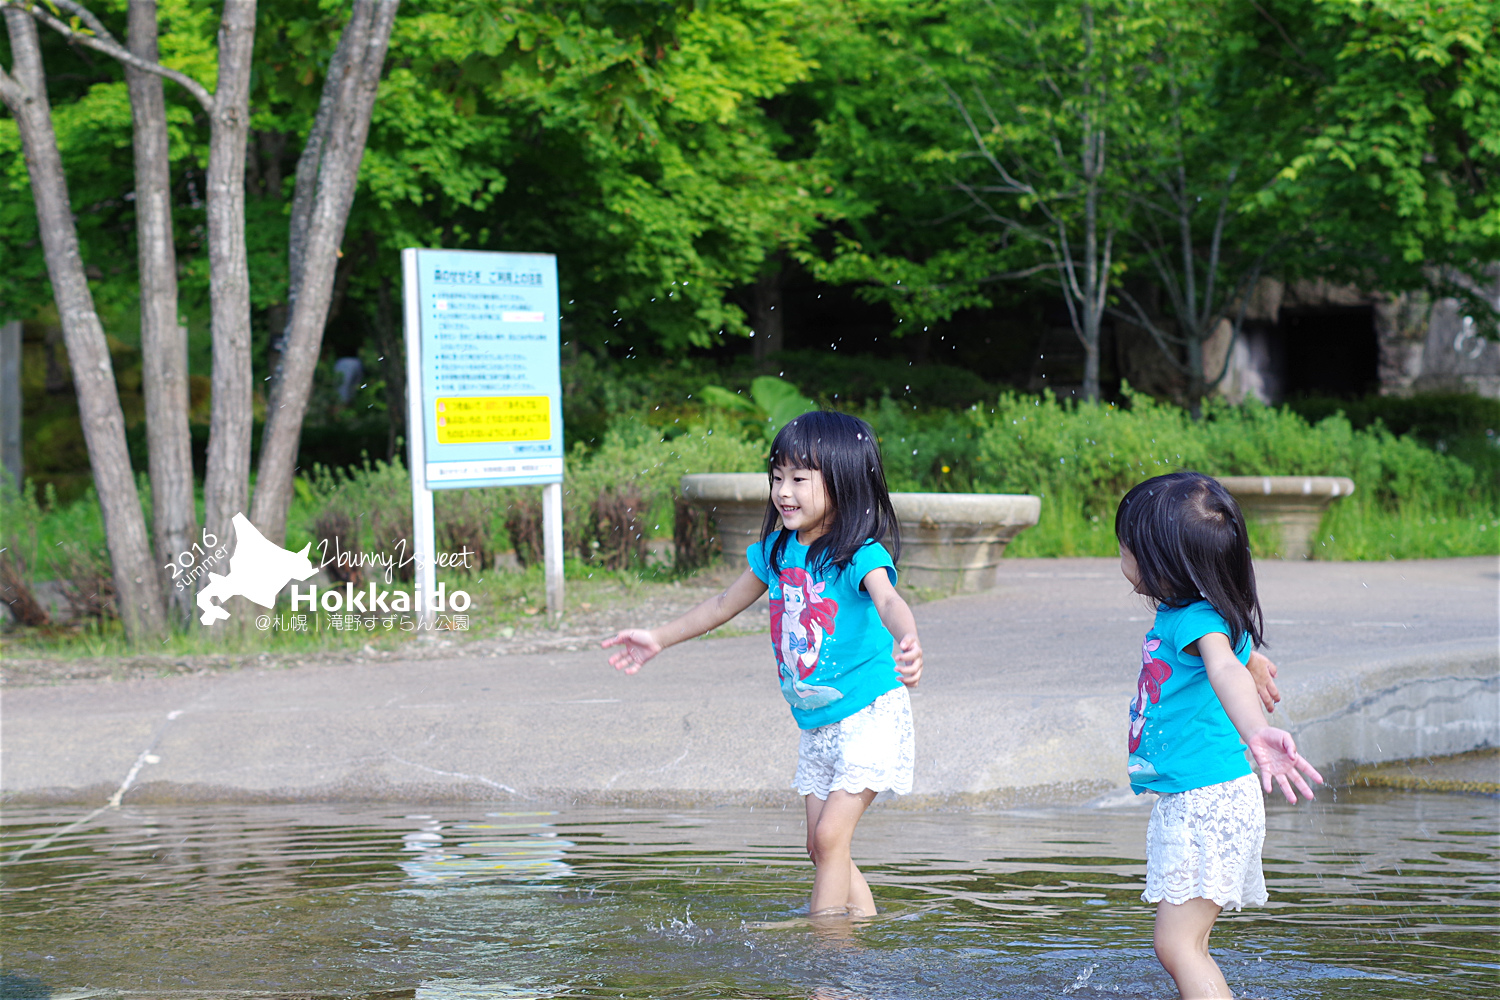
[1,788,1495,999]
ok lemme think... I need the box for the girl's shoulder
[1157,599,1229,628]
[1156,599,1245,654]
[842,538,896,582]
[748,530,794,581]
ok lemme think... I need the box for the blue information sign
[409,249,563,489]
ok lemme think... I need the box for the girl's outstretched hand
[1246,727,1324,803]
[601,629,662,674]
[894,634,923,688]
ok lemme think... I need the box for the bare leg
[803,789,878,915]
[845,859,875,917]
[1154,897,1232,998]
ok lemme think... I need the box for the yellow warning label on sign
[435,396,551,444]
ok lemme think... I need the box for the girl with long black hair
[603,410,923,918]
[1116,471,1323,998]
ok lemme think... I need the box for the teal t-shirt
[747,532,902,730]
[1127,600,1253,794]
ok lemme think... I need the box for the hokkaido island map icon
[196,513,318,625]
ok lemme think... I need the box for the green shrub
[565,413,766,550]
[289,415,764,574]
[962,389,1492,558]
[859,396,983,492]
[297,458,535,578]
[294,457,417,575]
[561,351,717,449]
[1285,392,1500,493]
[1,480,113,576]
[558,350,1003,454]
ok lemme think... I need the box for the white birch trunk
[251,0,399,544]
[200,0,258,560]
[0,8,166,641]
[126,0,197,624]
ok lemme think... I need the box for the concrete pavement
[2,557,1495,808]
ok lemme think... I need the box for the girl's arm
[863,568,923,687]
[1198,632,1323,803]
[601,567,768,673]
[1247,650,1281,713]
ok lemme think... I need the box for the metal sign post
[401,248,565,628]
[542,480,563,620]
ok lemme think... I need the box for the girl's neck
[796,521,831,546]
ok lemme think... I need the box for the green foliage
[698,375,816,441]
[560,350,715,449]
[1255,0,1500,321]
[5,0,1497,357]
[770,350,996,410]
[560,351,998,453]
[789,0,1500,342]
[792,0,1242,334]
[0,478,49,577]
[1,479,109,566]
[350,0,832,352]
[764,385,1499,558]
[3,0,833,360]
[1315,497,1499,560]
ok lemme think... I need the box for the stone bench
[680,473,1040,592]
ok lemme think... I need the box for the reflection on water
[399,812,572,885]
[0,789,1495,999]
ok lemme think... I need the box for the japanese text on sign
[434,396,551,444]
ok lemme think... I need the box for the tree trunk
[126,0,197,625]
[1185,331,1205,419]
[201,0,258,560]
[751,258,784,361]
[1078,198,1103,402]
[1081,315,1101,401]
[0,9,165,641]
[251,0,398,545]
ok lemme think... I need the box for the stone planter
[1217,476,1356,560]
[680,473,1041,592]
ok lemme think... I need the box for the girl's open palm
[1247,727,1324,803]
[601,629,661,674]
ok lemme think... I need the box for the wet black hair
[1114,471,1264,650]
[761,410,900,577]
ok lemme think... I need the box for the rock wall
[1203,270,1500,401]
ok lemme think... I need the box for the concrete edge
[1280,638,1498,693]
[0,779,1120,813]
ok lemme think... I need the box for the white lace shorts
[794,686,915,800]
[1144,773,1267,911]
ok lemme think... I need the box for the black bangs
[762,410,900,577]
[1115,471,1264,651]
